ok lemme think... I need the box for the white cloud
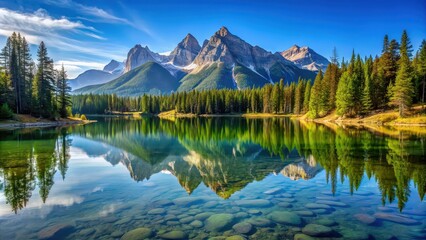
[54,60,107,78]
[43,0,154,37]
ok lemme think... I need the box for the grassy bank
[0,114,95,130]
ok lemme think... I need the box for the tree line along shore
[2,31,426,127]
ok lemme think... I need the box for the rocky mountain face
[103,60,124,73]
[281,45,330,72]
[124,45,166,73]
[73,27,328,96]
[169,33,201,66]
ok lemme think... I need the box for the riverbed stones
[189,220,203,228]
[305,203,331,209]
[235,212,249,218]
[148,208,166,215]
[302,224,333,237]
[38,224,75,240]
[159,230,188,239]
[316,200,347,207]
[373,213,420,225]
[294,233,315,240]
[226,236,245,240]
[268,211,302,226]
[179,216,194,224]
[232,222,253,234]
[247,217,272,227]
[278,202,292,208]
[173,197,205,206]
[248,209,261,215]
[205,214,235,231]
[235,199,271,208]
[314,218,337,227]
[354,214,376,225]
[120,227,153,240]
[294,210,315,217]
[264,188,282,195]
[194,212,214,221]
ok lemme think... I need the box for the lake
[0,117,425,240]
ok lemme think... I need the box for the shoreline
[0,119,96,130]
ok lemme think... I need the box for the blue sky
[0,0,425,78]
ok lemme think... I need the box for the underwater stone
[305,203,331,209]
[159,230,188,239]
[235,199,272,208]
[232,222,253,234]
[354,214,376,225]
[120,227,153,240]
[316,200,347,207]
[302,224,333,237]
[189,220,204,228]
[173,197,206,206]
[205,214,235,231]
[373,213,420,225]
[38,224,75,240]
[294,211,315,217]
[264,188,283,195]
[226,236,245,240]
[194,212,214,221]
[235,212,249,218]
[268,211,302,226]
[314,218,337,226]
[148,208,166,215]
[179,216,194,224]
[293,233,315,240]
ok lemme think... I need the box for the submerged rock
[268,211,302,226]
[226,236,245,240]
[264,188,283,195]
[314,218,337,227]
[316,200,347,207]
[294,233,315,240]
[354,214,376,225]
[302,224,333,237]
[173,197,206,206]
[148,208,166,215]
[120,227,153,240]
[38,224,75,240]
[373,213,420,225]
[247,217,272,227]
[232,222,253,234]
[159,230,188,239]
[194,212,214,221]
[189,220,204,228]
[294,211,315,217]
[235,199,272,208]
[205,214,234,231]
[305,203,331,209]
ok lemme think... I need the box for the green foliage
[389,30,414,117]
[0,103,13,119]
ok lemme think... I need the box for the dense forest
[72,31,426,118]
[0,32,72,120]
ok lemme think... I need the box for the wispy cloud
[43,0,154,37]
[0,8,127,60]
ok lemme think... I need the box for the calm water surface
[0,117,425,240]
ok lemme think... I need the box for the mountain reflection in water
[0,117,425,214]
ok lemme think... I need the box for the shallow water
[0,117,425,240]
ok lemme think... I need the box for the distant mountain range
[72,27,329,96]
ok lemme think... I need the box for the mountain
[103,60,124,73]
[281,45,329,72]
[68,60,124,90]
[124,44,167,73]
[73,62,179,96]
[178,27,315,91]
[73,27,317,96]
[168,33,201,66]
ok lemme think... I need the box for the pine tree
[389,30,414,117]
[415,40,426,108]
[57,65,71,118]
[303,81,311,113]
[362,56,373,113]
[33,41,55,118]
[309,70,323,118]
[271,83,280,113]
[336,71,356,116]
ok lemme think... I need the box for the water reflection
[0,117,425,215]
